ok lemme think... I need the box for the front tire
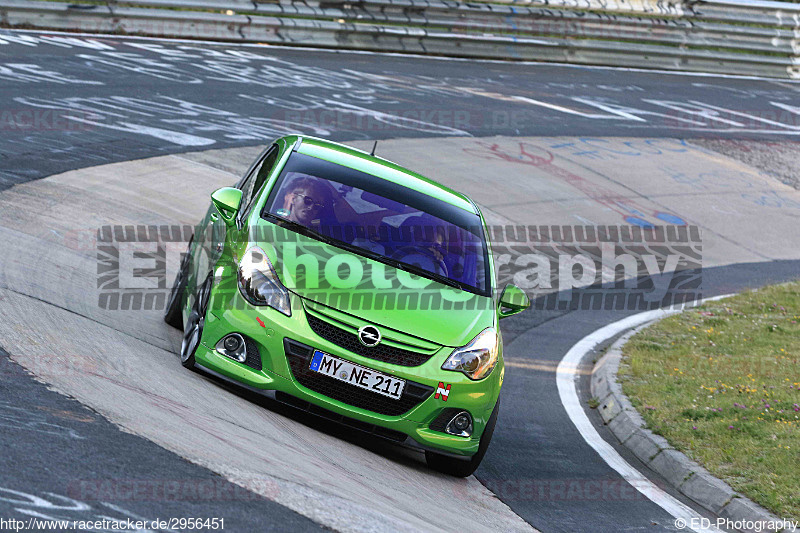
[425,399,499,477]
[164,237,193,329]
[180,276,211,370]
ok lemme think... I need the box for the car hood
[258,229,495,348]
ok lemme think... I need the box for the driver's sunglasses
[294,193,325,210]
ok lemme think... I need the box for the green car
[164,135,529,476]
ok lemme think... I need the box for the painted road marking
[557,296,733,533]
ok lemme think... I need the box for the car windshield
[262,152,490,295]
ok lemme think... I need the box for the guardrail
[1,0,798,78]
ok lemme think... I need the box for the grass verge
[619,281,800,521]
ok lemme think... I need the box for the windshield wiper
[320,240,469,292]
[265,214,395,264]
[264,213,473,292]
[394,261,471,292]
[264,213,338,246]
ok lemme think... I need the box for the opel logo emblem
[358,325,381,347]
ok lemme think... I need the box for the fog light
[445,411,473,437]
[453,414,470,431]
[224,336,241,352]
[216,333,247,363]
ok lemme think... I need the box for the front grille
[274,392,407,443]
[305,313,435,367]
[283,338,433,417]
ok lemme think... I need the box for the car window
[262,153,490,295]
[238,146,279,225]
[236,147,268,192]
[237,165,258,216]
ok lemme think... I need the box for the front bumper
[194,281,502,458]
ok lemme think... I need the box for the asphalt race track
[2,29,800,533]
[4,29,800,188]
[0,347,325,532]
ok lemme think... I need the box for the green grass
[619,281,800,520]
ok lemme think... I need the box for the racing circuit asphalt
[0,347,324,531]
[2,29,800,533]
[4,28,800,188]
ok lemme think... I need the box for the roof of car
[287,135,478,214]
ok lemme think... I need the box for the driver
[278,176,331,226]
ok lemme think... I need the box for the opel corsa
[165,135,530,476]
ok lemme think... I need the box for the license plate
[309,350,406,400]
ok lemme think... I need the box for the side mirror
[211,187,243,226]
[498,284,530,319]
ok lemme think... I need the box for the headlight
[237,246,291,316]
[441,328,499,380]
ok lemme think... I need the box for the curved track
[4,28,800,188]
[2,30,800,533]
